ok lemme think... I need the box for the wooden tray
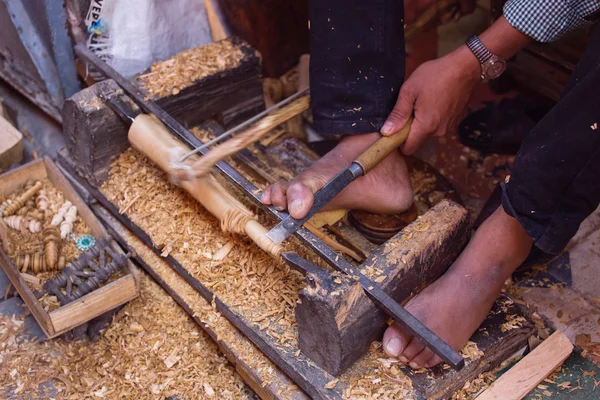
[0,157,140,338]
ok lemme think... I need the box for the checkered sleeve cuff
[504,0,599,42]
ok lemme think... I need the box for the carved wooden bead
[36,190,49,211]
[3,181,43,217]
[43,226,61,270]
[59,205,77,239]
[51,201,72,226]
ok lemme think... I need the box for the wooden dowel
[128,114,283,258]
[169,95,310,182]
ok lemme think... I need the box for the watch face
[483,57,506,79]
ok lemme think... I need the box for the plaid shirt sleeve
[504,0,600,42]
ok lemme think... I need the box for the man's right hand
[381,46,480,154]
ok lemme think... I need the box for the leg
[384,25,600,368]
[262,0,414,218]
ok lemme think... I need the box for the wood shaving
[136,38,247,98]
[0,275,252,399]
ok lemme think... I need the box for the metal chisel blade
[266,168,357,243]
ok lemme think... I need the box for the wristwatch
[465,35,506,81]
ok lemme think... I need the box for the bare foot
[261,133,414,219]
[382,206,533,369]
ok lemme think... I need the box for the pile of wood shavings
[101,149,305,346]
[136,39,246,98]
[119,224,298,395]
[0,274,252,399]
[340,342,415,399]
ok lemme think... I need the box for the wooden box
[0,157,140,338]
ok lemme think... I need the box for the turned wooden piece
[63,37,264,186]
[128,114,282,257]
[295,200,471,376]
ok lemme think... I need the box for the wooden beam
[476,330,573,400]
[296,199,471,376]
[62,37,264,186]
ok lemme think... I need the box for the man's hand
[381,46,480,154]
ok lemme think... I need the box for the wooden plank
[296,200,471,376]
[94,204,308,400]
[0,114,23,170]
[477,331,573,400]
[48,274,138,334]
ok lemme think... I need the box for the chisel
[267,118,413,243]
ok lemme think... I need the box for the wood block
[295,200,471,376]
[476,330,573,400]
[63,37,264,186]
[0,115,23,171]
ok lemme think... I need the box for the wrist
[449,45,481,84]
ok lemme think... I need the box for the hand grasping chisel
[266,117,414,243]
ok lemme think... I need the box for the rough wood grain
[0,115,23,171]
[476,330,573,400]
[63,37,264,186]
[296,200,471,376]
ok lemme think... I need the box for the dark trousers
[502,26,600,255]
[309,0,405,135]
[310,2,600,255]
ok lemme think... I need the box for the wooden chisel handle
[354,117,413,173]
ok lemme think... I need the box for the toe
[399,337,425,364]
[261,187,272,204]
[270,185,289,211]
[383,323,412,358]
[286,182,315,219]
[408,348,434,369]
[425,355,444,368]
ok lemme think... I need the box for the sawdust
[137,38,247,98]
[101,148,305,344]
[117,222,299,395]
[0,274,252,399]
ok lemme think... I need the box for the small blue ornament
[76,235,96,251]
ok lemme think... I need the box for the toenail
[409,362,419,369]
[399,356,409,363]
[385,337,402,356]
[275,205,285,211]
[290,199,304,216]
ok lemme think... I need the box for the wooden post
[295,200,471,376]
[62,37,264,186]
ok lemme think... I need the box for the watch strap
[466,35,493,64]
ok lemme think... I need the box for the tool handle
[354,117,413,173]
